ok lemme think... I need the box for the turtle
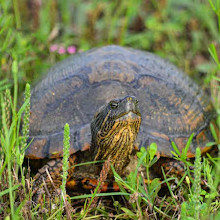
[27,45,217,201]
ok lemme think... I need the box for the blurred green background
[0,0,219,93]
[0,1,220,218]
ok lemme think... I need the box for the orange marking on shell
[156,151,161,159]
[66,180,77,189]
[175,98,182,107]
[181,110,193,129]
[113,182,120,191]
[183,104,190,110]
[185,109,194,119]
[160,152,168,157]
[82,178,97,190]
[26,138,47,159]
[68,148,77,157]
[25,154,43,159]
[82,143,90,151]
[87,179,97,186]
[181,107,204,132]
[196,130,208,146]
[174,137,189,153]
[150,131,169,141]
[185,146,212,158]
[200,146,213,155]
[203,103,214,113]
[175,118,184,130]
[190,113,204,131]
[138,76,156,87]
[50,151,63,158]
[100,183,108,192]
[186,151,196,158]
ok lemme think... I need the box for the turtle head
[91,95,141,175]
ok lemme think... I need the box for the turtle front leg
[32,154,77,204]
[152,158,186,177]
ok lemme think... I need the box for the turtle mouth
[115,111,141,121]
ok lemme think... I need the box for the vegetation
[0,0,219,219]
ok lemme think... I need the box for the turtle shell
[26,45,216,159]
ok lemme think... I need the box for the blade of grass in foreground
[1,91,15,218]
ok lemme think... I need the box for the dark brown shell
[26,45,216,159]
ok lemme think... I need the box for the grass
[0,0,220,219]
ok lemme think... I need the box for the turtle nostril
[127,97,133,101]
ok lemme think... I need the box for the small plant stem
[20,83,30,152]
[146,164,150,183]
[59,123,71,217]
[1,95,14,217]
[20,83,31,189]
[12,0,21,29]
[7,145,14,218]
[192,147,202,220]
[12,60,18,115]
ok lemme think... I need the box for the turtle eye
[109,101,119,109]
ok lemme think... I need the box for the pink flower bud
[58,46,66,54]
[50,44,58,52]
[67,46,76,54]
